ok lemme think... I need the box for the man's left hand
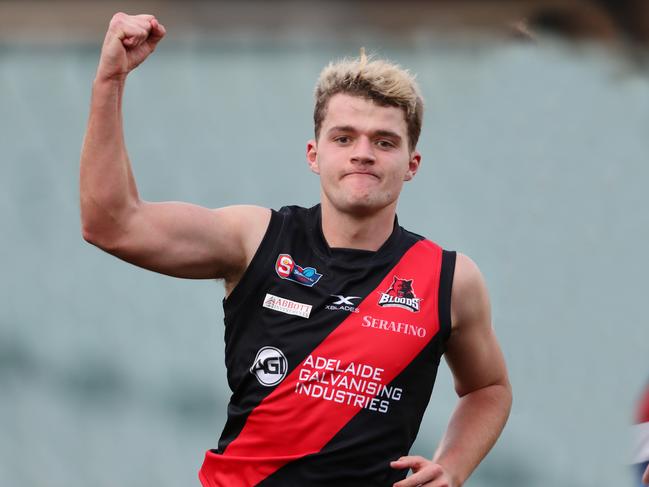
[390,456,457,487]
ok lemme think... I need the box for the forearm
[433,382,512,486]
[80,77,140,242]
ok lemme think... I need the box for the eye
[376,139,396,149]
[334,135,352,145]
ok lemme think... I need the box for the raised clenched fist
[96,12,166,82]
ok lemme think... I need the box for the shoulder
[275,204,318,222]
[213,205,271,281]
[276,204,310,215]
[217,204,311,224]
[452,253,484,293]
[450,252,491,331]
[220,204,316,245]
[213,205,272,242]
[215,204,270,221]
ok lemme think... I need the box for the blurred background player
[633,383,649,486]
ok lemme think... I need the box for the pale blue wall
[1,37,648,486]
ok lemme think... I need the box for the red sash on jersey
[200,239,443,486]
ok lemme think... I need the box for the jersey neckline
[306,204,403,269]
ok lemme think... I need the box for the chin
[338,195,391,217]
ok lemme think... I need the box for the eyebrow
[327,125,402,141]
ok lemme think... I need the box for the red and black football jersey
[199,205,456,487]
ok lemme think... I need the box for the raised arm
[80,13,269,284]
[391,253,512,487]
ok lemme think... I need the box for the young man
[80,13,512,487]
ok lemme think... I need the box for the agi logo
[275,254,323,287]
[378,276,422,313]
[250,346,288,387]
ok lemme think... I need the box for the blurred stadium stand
[0,0,647,48]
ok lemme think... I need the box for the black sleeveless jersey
[199,204,456,487]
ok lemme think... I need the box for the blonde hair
[314,49,424,150]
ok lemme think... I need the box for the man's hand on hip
[391,456,457,487]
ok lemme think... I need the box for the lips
[344,171,379,180]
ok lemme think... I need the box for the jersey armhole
[438,250,456,344]
[223,209,283,313]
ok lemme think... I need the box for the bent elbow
[80,217,125,253]
[81,222,111,250]
[81,223,104,248]
[81,224,96,245]
[80,198,138,252]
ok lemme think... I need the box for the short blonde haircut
[314,49,424,150]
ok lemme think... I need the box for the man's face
[307,93,420,216]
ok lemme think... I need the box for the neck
[320,201,397,251]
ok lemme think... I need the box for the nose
[350,136,376,165]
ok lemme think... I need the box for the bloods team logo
[250,346,288,386]
[378,276,422,312]
[275,254,323,287]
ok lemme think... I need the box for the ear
[404,150,421,181]
[306,139,319,174]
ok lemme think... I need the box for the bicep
[104,202,270,280]
[444,253,509,397]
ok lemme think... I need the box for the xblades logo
[250,346,288,386]
[332,295,360,306]
[326,294,361,313]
